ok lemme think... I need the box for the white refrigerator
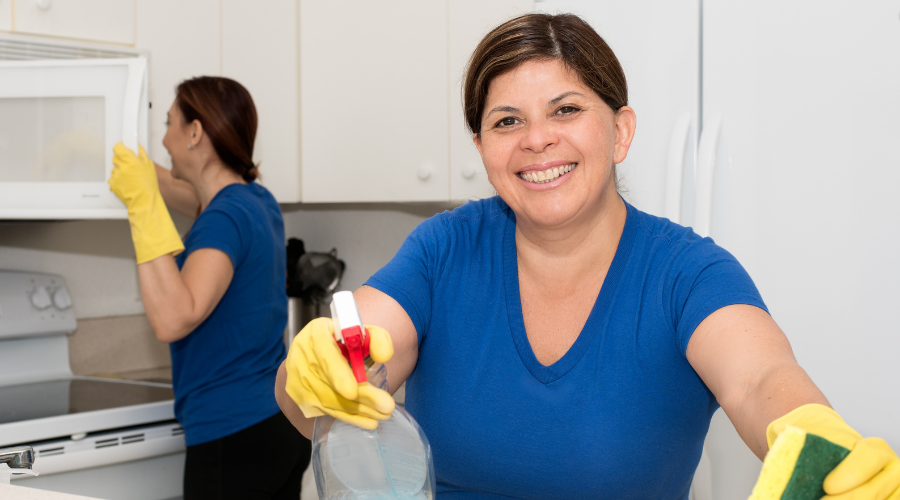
[537,1,900,498]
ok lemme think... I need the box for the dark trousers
[184,411,312,500]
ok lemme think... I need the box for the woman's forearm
[155,163,200,217]
[723,360,830,460]
[275,361,316,439]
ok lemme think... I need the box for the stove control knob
[53,287,72,310]
[30,286,52,310]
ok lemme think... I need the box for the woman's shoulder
[415,196,510,239]
[628,202,704,249]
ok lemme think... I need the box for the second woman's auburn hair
[463,13,628,136]
[175,76,259,182]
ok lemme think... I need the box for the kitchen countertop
[0,483,101,499]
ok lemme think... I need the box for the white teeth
[518,163,576,183]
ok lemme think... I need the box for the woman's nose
[519,120,557,154]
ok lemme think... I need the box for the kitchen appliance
[0,34,149,220]
[0,270,184,499]
[285,238,346,347]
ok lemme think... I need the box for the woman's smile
[517,162,577,189]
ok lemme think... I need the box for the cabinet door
[223,0,300,203]
[135,0,221,168]
[0,0,11,32]
[448,0,534,202]
[534,0,699,219]
[299,0,448,203]
[703,0,900,496]
[15,0,134,45]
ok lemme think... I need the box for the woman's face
[162,101,195,180]
[474,59,635,229]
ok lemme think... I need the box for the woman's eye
[164,120,170,127]
[496,117,518,128]
[557,106,580,115]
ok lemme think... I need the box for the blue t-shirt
[173,182,287,446]
[366,197,767,500]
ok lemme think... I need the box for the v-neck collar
[502,201,638,384]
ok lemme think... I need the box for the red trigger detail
[337,325,371,383]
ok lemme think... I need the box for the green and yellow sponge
[748,425,851,500]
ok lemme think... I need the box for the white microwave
[0,56,148,219]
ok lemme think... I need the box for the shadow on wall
[0,212,194,258]
[0,213,195,319]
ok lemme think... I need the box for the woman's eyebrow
[485,105,520,117]
[549,91,584,106]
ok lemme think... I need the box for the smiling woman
[275,12,900,500]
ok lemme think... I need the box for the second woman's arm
[138,249,234,343]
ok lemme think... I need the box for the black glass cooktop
[0,378,174,425]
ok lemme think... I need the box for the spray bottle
[311,291,435,500]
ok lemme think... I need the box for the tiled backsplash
[69,314,171,379]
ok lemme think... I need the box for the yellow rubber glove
[767,404,900,499]
[285,317,396,430]
[109,143,184,264]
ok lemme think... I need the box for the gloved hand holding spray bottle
[287,291,435,500]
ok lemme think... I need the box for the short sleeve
[665,238,768,355]
[365,216,447,344]
[180,208,244,269]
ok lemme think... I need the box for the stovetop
[0,378,173,425]
[0,271,177,447]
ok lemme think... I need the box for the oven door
[0,57,148,219]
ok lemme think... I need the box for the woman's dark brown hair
[464,13,628,136]
[176,76,259,182]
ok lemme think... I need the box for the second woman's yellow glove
[284,317,395,430]
[109,142,184,264]
[767,404,900,499]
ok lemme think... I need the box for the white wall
[0,214,192,318]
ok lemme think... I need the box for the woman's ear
[189,119,204,149]
[473,133,483,156]
[613,106,636,164]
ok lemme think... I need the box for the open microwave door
[0,57,148,219]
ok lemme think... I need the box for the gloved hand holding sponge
[108,142,184,264]
[284,317,396,430]
[750,404,900,500]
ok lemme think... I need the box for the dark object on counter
[285,237,345,304]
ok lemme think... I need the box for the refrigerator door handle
[695,114,723,238]
[665,113,694,224]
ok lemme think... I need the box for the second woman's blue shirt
[173,182,287,446]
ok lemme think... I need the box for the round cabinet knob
[461,162,480,180]
[36,0,52,10]
[52,287,72,310]
[30,286,52,310]
[417,164,432,181]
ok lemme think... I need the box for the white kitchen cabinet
[299,0,449,203]
[0,0,11,32]
[449,0,534,202]
[135,0,221,168]
[222,0,301,202]
[14,0,134,45]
